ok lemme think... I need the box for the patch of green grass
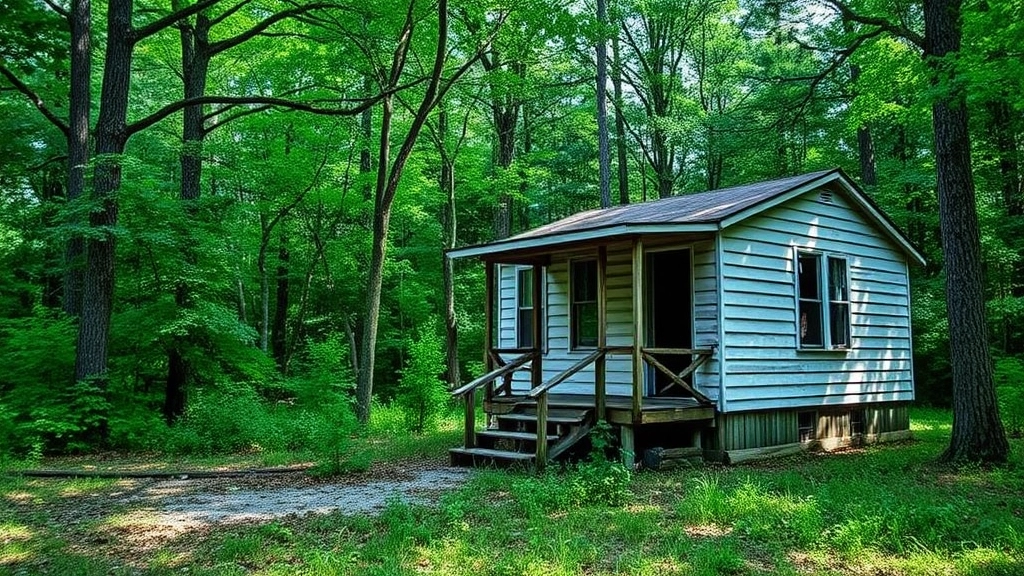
[0,407,1022,575]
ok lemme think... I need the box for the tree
[828,0,1009,462]
[353,0,500,424]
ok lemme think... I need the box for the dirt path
[117,465,470,524]
[25,460,473,564]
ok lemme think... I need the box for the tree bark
[611,32,629,205]
[849,62,878,186]
[64,0,90,317]
[272,234,290,371]
[925,0,1009,463]
[438,109,460,388]
[596,0,611,209]
[165,7,211,424]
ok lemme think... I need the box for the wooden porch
[449,239,718,469]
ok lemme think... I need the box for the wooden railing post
[596,245,608,421]
[536,392,549,470]
[464,388,476,449]
[531,262,543,391]
[484,262,495,403]
[631,238,644,422]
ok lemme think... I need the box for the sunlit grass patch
[0,524,36,566]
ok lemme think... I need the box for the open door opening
[646,249,693,397]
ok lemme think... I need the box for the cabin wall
[718,188,914,412]
[705,402,911,458]
[496,237,720,399]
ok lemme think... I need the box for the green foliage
[994,356,1024,436]
[396,321,451,433]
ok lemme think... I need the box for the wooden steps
[449,402,594,468]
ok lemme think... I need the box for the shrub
[396,321,451,433]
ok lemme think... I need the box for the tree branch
[207,2,344,56]
[0,65,69,136]
[132,0,226,43]
[41,0,70,20]
[822,0,924,48]
[127,94,383,136]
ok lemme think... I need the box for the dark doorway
[646,249,693,396]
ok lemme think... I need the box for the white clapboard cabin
[447,169,924,468]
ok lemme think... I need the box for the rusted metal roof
[510,169,837,241]
[449,168,925,265]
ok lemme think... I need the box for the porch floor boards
[486,393,715,425]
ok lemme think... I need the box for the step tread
[449,447,535,460]
[499,412,588,424]
[476,430,561,442]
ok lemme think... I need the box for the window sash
[570,259,598,349]
[516,268,535,349]
[797,251,851,350]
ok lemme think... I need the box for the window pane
[798,255,820,300]
[572,260,597,302]
[800,301,823,346]
[573,302,599,348]
[830,303,850,348]
[828,257,848,300]
[518,268,533,308]
[517,309,533,348]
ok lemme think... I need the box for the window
[850,410,865,436]
[571,259,598,348]
[797,251,851,349]
[516,268,535,348]
[798,411,816,443]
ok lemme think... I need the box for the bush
[396,321,451,433]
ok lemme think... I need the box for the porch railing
[640,347,715,404]
[449,351,536,449]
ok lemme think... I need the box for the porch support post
[596,245,607,421]
[484,261,495,403]
[631,237,644,424]
[531,262,543,390]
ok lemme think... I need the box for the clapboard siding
[719,188,914,411]
[495,239,720,399]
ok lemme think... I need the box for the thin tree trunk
[596,0,611,209]
[611,33,628,205]
[64,0,90,317]
[356,94,394,423]
[925,0,1009,463]
[439,110,460,388]
[849,62,877,186]
[272,234,290,371]
[165,7,211,424]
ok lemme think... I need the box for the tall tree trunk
[611,33,628,205]
[75,0,134,441]
[438,110,460,388]
[491,106,517,239]
[165,8,211,424]
[925,0,1009,463]
[988,100,1022,216]
[849,62,877,186]
[596,0,611,209]
[360,74,374,200]
[64,0,91,316]
[272,234,290,371]
[356,95,394,423]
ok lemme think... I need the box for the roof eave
[447,222,719,260]
[717,170,927,267]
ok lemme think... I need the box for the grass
[1,407,1022,575]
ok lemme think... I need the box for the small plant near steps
[449,403,595,468]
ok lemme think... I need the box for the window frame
[569,258,599,350]
[512,266,536,350]
[513,265,545,350]
[795,250,851,351]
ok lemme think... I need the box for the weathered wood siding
[496,238,720,398]
[718,187,914,411]
[708,403,910,452]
